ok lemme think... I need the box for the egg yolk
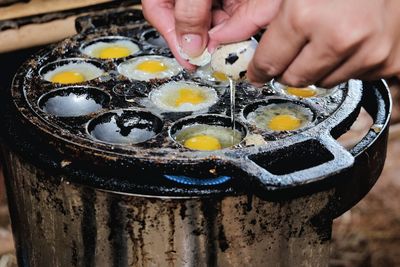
[175,88,205,106]
[51,71,85,84]
[268,114,302,131]
[98,46,131,59]
[184,135,222,151]
[286,87,317,98]
[136,60,168,73]
[212,71,228,81]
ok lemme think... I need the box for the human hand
[243,0,400,88]
[142,0,213,70]
[142,0,282,70]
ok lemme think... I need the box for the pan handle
[235,135,355,192]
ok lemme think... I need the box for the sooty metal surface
[2,9,391,199]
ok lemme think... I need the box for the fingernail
[181,34,203,57]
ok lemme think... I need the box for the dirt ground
[0,88,399,267]
[331,126,400,267]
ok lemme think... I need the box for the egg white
[272,81,337,98]
[42,62,104,83]
[174,124,243,149]
[117,55,182,81]
[81,39,140,59]
[150,81,218,112]
[246,102,314,131]
[192,64,230,87]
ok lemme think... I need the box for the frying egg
[42,62,104,84]
[117,55,182,81]
[286,87,317,98]
[192,64,230,87]
[174,124,243,151]
[246,102,314,132]
[268,114,301,131]
[150,81,218,112]
[273,81,334,98]
[81,38,140,59]
[184,135,222,150]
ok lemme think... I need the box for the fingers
[174,0,213,57]
[212,9,229,26]
[142,0,175,35]
[208,0,282,46]
[142,0,194,70]
[318,38,393,87]
[247,17,307,85]
[278,40,350,87]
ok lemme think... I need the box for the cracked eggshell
[211,39,258,80]
[179,47,211,67]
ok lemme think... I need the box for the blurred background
[0,1,399,266]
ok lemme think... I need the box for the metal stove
[0,8,392,267]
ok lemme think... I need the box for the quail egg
[42,61,104,84]
[174,124,243,151]
[246,102,314,132]
[150,81,218,112]
[81,37,140,59]
[211,39,258,80]
[117,55,182,81]
[273,81,335,98]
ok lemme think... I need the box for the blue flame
[164,175,231,186]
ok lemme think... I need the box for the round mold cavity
[117,55,182,81]
[141,28,168,48]
[243,99,316,133]
[149,81,219,112]
[39,58,105,84]
[38,86,110,117]
[271,80,339,98]
[80,36,141,59]
[169,114,247,151]
[87,109,163,145]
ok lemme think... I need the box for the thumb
[174,0,213,57]
[208,0,282,47]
